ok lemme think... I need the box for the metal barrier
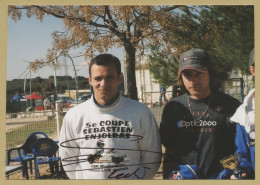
[141,91,172,106]
[6,111,63,150]
[221,78,247,102]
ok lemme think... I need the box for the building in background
[65,89,91,100]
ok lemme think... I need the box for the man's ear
[119,73,124,83]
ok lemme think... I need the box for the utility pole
[54,59,58,100]
[24,70,30,103]
[29,63,32,107]
[64,53,71,98]
[66,54,79,103]
[54,59,60,140]
[24,77,27,99]
[23,60,32,108]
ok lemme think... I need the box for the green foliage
[203,6,254,75]
[149,46,179,88]
[149,5,254,87]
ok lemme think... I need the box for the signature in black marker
[108,168,140,179]
[54,135,172,179]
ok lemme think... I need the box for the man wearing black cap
[230,48,255,179]
[160,48,241,179]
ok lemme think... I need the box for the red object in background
[36,105,43,111]
[27,92,42,100]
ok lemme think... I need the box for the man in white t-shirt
[59,54,162,179]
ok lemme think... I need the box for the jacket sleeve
[59,115,80,179]
[235,124,254,177]
[139,108,162,179]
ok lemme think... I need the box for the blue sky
[7,12,124,81]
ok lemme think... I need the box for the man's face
[250,65,255,76]
[182,69,211,99]
[89,63,123,106]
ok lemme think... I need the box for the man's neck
[94,93,120,107]
[189,91,211,100]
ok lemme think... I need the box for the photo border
[0,0,259,185]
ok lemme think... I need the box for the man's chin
[189,90,201,95]
[99,94,110,99]
[100,95,114,101]
[189,92,203,98]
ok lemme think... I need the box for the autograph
[108,168,140,179]
[45,135,172,179]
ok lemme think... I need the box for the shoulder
[172,93,187,102]
[122,96,152,113]
[243,88,255,105]
[163,94,187,112]
[214,92,241,114]
[215,92,241,104]
[122,96,149,108]
[166,93,187,106]
[65,99,92,117]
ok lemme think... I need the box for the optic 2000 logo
[177,120,217,128]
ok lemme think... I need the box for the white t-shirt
[230,88,255,133]
[59,94,162,179]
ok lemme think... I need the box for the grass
[6,119,61,150]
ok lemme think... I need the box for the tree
[149,45,179,88]
[9,5,197,100]
[149,5,254,87]
[35,76,43,91]
[201,6,254,74]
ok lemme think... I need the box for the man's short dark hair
[89,54,121,77]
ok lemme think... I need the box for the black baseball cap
[249,48,254,67]
[178,48,212,72]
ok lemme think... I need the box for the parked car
[78,94,91,103]
[56,96,75,108]
[70,94,92,107]
[56,96,74,103]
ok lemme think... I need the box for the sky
[7,11,124,81]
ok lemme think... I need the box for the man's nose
[100,79,108,87]
[190,75,197,83]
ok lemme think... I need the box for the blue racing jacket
[168,164,234,179]
[235,124,255,172]
[230,89,255,178]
